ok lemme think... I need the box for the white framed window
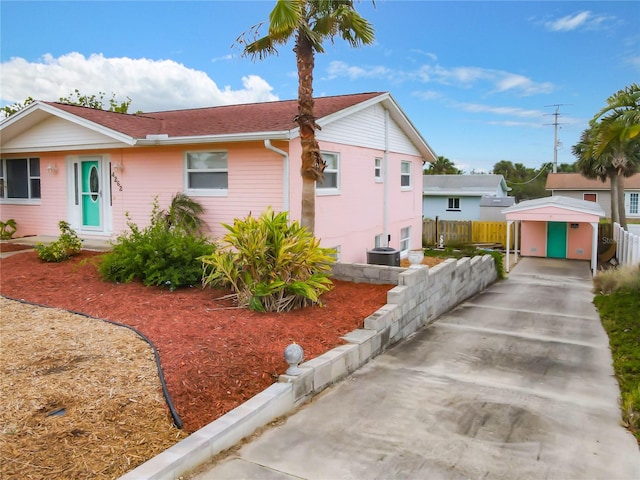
[400,161,411,189]
[317,151,339,193]
[447,197,461,211]
[0,157,41,202]
[400,226,411,253]
[185,151,228,195]
[630,193,639,214]
[375,157,383,182]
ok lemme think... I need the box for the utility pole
[544,104,569,173]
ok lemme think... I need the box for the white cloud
[455,102,544,118]
[418,64,554,96]
[326,60,392,80]
[0,52,278,112]
[543,11,616,32]
[326,60,554,97]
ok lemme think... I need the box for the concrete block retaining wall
[120,254,497,480]
[284,254,498,404]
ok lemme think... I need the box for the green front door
[81,160,101,228]
[547,221,567,258]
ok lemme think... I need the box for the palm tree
[238,0,375,233]
[573,124,640,229]
[424,156,462,175]
[590,83,640,149]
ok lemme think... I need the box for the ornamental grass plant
[200,208,335,312]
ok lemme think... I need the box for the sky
[1,1,638,173]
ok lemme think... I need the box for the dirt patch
[1,251,439,478]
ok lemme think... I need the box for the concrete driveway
[189,257,639,480]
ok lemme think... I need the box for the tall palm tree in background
[238,0,375,233]
[424,156,462,175]
[573,95,640,229]
[590,83,640,149]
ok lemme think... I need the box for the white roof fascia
[134,130,293,146]
[423,190,495,197]
[502,197,605,217]
[0,101,137,146]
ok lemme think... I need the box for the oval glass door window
[89,166,99,201]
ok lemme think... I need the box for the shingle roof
[546,172,640,190]
[422,174,508,195]
[44,92,385,138]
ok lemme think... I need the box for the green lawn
[593,270,640,443]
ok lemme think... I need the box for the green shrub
[99,196,214,290]
[35,221,82,262]
[0,218,17,239]
[200,208,335,312]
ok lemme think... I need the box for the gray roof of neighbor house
[502,195,605,216]
[546,172,640,190]
[422,174,511,196]
[0,92,438,161]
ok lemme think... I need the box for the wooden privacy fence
[423,219,515,249]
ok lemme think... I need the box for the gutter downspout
[264,140,289,212]
[384,109,390,247]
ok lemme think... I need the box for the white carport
[502,196,605,276]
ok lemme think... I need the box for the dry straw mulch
[0,298,187,480]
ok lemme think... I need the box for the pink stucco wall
[518,220,594,260]
[520,221,547,257]
[566,222,593,260]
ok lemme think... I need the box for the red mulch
[0,242,34,253]
[0,251,393,433]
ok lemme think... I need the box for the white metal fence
[613,222,640,267]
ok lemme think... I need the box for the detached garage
[502,196,605,276]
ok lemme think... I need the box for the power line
[544,104,571,173]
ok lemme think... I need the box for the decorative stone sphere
[284,343,305,375]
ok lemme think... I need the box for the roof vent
[145,134,169,140]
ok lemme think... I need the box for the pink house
[502,196,605,275]
[0,92,437,263]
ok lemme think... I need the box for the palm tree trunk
[294,31,324,234]
[616,170,627,230]
[610,169,621,226]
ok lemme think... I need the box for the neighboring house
[422,174,513,221]
[546,173,640,220]
[0,92,437,263]
[502,196,605,276]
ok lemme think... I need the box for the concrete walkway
[188,257,639,480]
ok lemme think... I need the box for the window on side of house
[583,193,597,202]
[400,226,411,253]
[630,193,639,214]
[374,157,383,182]
[185,151,228,195]
[400,161,411,188]
[447,197,460,211]
[317,152,339,193]
[0,157,41,201]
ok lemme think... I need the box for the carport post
[506,220,513,272]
